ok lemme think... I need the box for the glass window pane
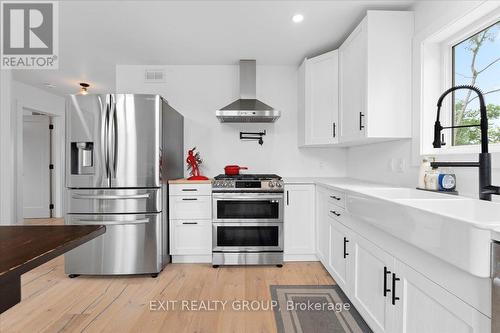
[452,21,500,146]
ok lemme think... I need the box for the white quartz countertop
[283,177,500,241]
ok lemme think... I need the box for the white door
[393,259,490,333]
[284,184,316,256]
[306,50,339,144]
[339,18,367,142]
[23,115,50,218]
[349,234,395,333]
[328,217,350,290]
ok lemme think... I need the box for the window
[452,20,500,146]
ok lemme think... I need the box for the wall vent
[144,69,166,83]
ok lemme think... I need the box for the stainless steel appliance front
[65,94,184,276]
[212,193,283,223]
[211,185,284,266]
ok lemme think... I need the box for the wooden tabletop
[0,225,105,279]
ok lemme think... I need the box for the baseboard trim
[284,254,319,262]
[171,255,212,263]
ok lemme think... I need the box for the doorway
[22,114,53,218]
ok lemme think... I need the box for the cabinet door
[339,18,367,142]
[305,51,339,145]
[349,234,395,333]
[316,189,329,264]
[284,184,315,255]
[327,217,350,289]
[392,259,490,333]
[170,220,212,255]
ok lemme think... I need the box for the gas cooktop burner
[214,174,282,181]
[212,174,283,192]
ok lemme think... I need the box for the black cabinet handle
[343,237,349,258]
[333,122,336,138]
[392,273,400,305]
[330,195,341,201]
[286,191,289,206]
[330,210,341,217]
[182,222,198,225]
[359,112,365,130]
[383,266,391,297]
[182,189,198,192]
[182,198,198,201]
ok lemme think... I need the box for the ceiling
[13,0,415,96]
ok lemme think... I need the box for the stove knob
[276,182,283,188]
[269,181,275,188]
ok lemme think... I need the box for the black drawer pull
[330,195,341,201]
[182,198,198,201]
[333,122,336,138]
[182,222,198,225]
[392,273,400,305]
[343,237,349,258]
[330,210,341,217]
[182,189,198,192]
[383,266,391,297]
[359,112,365,130]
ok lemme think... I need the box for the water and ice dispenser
[71,142,94,175]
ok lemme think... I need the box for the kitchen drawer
[67,188,161,214]
[327,188,345,208]
[169,195,211,219]
[327,203,347,225]
[170,219,212,255]
[169,184,212,196]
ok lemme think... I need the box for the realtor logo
[1,1,58,69]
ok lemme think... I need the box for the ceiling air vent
[144,69,166,83]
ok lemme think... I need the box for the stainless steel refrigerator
[64,94,183,277]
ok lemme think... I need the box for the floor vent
[144,69,166,83]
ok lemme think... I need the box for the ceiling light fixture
[79,82,90,95]
[292,14,304,23]
[43,82,56,88]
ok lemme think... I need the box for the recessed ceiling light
[79,82,90,95]
[292,14,304,23]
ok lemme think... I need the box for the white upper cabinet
[339,11,414,145]
[298,50,339,147]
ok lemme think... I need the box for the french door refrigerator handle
[101,96,110,180]
[72,193,150,200]
[72,218,150,225]
[108,95,117,179]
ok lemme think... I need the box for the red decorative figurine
[186,147,209,180]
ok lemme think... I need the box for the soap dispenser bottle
[418,157,432,189]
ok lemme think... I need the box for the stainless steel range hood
[216,60,281,123]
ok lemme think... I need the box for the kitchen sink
[359,187,462,200]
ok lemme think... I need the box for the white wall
[346,1,499,199]
[116,65,347,178]
[0,70,15,224]
[12,81,65,222]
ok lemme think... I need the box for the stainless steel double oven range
[212,174,284,267]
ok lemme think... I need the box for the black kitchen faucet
[431,85,500,201]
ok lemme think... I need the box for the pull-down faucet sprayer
[431,85,499,201]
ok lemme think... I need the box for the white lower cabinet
[170,220,212,255]
[392,259,490,333]
[349,234,395,333]
[327,216,350,290]
[315,185,490,333]
[284,184,316,259]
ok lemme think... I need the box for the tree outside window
[453,21,500,146]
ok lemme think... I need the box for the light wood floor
[0,218,334,333]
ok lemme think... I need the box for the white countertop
[284,176,500,242]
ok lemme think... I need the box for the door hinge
[49,124,54,130]
[49,164,54,170]
[49,204,54,210]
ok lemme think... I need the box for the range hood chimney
[216,60,281,123]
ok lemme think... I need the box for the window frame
[437,13,500,154]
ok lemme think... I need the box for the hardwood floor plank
[0,220,335,333]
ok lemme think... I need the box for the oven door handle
[212,194,284,200]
